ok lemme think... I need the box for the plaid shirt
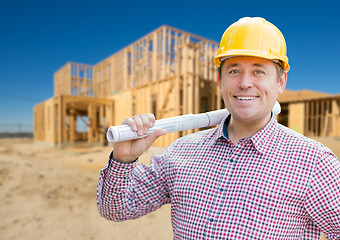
[97,115,340,239]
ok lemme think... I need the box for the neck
[227,113,272,145]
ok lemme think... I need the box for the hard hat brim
[214,49,290,71]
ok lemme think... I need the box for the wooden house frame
[34,25,222,146]
[278,95,340,138]
[34,26,340,147]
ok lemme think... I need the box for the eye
[229,69,239,74]
[254,70,265,75]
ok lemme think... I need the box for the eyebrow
[226,63,265,68]
[253,63,265,67]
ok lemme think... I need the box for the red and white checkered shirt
[97,115,340,239]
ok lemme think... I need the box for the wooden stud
[35,25,340,146]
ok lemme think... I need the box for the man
[97,17,340,239]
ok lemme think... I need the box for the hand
[113,113,167,163]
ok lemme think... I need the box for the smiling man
[97,17,340,239]
[218,56,287,145]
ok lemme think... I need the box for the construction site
[34,25,340,147]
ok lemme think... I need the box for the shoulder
[176,127,218,146]
[276,123,336,161]
[277,123,324,147]
[163,127,219,156]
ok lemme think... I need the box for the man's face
[219,56,287,124]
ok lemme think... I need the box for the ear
[278,71,287,94]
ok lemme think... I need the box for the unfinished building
[34,25,222,146]
[34,25,340,147]
[277,90,340,138]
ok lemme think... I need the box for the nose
[238,73,253,89]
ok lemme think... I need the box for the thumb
[144,129,168,146]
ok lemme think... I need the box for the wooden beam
[69,109,76,143]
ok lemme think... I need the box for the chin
[232,112,257,121]
[234,109,269,121]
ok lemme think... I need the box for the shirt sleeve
[304,150,340,239]
[96,151,171,221]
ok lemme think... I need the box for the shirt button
[219,188,224,192]
[230,159,234,163]
[209,218,214,222]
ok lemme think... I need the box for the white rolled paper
[107,101,281,143]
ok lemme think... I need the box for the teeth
[236,96,257,100]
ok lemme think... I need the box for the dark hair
[275,61,285,80]
[217,60,225,81]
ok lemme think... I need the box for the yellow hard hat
[214,17,290,71]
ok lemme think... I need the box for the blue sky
[0,0,339,126]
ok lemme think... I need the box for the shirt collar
[215,114,278,154]
[250,115,278,154]
[215,114,230,141]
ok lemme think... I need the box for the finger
[121,117,137,132]
[132,115,144,136]
[139,113,151,134]
[147,113,156,128]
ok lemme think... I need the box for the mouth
[234,96,259,101]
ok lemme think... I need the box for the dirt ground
[1,137,339,240]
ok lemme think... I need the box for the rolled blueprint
[107,101,281,143]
